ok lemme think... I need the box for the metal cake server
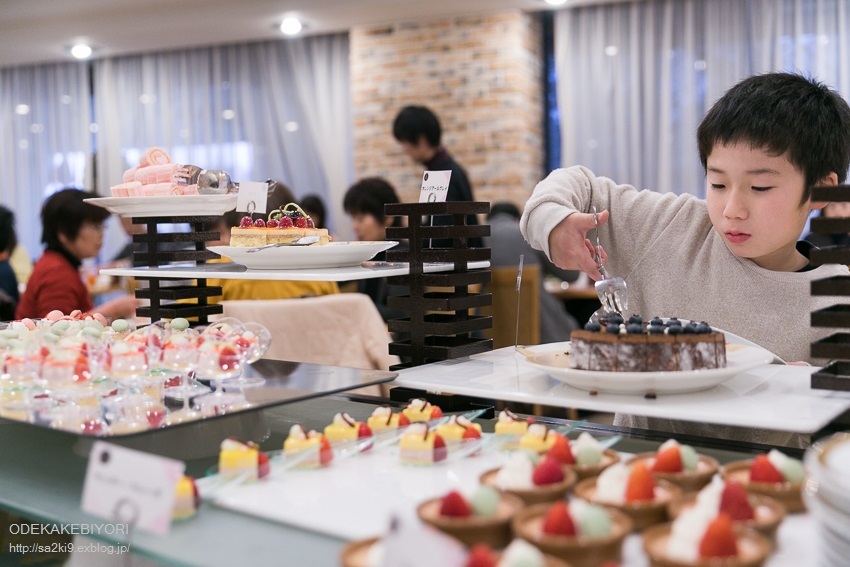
[592,206,628,316]
[245,235,320,252]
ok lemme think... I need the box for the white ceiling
[0,0,599,68]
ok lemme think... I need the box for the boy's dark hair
[392,105,442,148]
[41,188,110,250]
[0,205,17,254]
[300,194,327,228]
[697,72,850,204]
[488,202,521,220]
[343,177,402,227]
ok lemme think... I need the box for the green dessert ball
[576,503,612,537]
[470,485,500,517]
[680,444,699,471]
[170,318,190,331]
[575,445,602,466]
[111,319,130,332]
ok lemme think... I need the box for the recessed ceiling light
[544,0,569,6]
[280,17,303,36]
[70,43,93,59]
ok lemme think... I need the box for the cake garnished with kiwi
[229,203,331,247]
[569,315,726,372]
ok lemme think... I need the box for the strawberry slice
[750,455,784,483]
[541,501,576,536]
[625,462,655,502]
[720,480,755,521]
[462,426,482,440]
[430,406,443,419]
[433,434,448,463]
[652,446,683,473]
[439,490,472,518]
[465,544,498,567]
[698,514,738,558]
[319,436,333,465]
[548,435,575,465]
[532,456,565,486]
[257,451,270,478]
[397,413,411,427]
[358,422,373,438]
[218,346,240,371]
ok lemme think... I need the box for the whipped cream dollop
[595,462,630,504]
[666,505,715,562]
[570,498,612,537]
[404,423,429,437]
[495,452,536,490]
[332,412,356,427]
[220,437,251,451]
[497,409,520,423]
[287,424,307,440]
[694,475,725,512]
[371,406,392,418]
[526,423,548,438]
[408,398,429,411]
[498,538,545,567]
[572,432,603,466]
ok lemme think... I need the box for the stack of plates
[803,432,850,567]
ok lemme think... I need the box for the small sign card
[82,441,185,535]
[418,170,452,203]
[236,181,269,214]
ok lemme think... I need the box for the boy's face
[398,135,435,164]
[705,142,827,271]
[350,213,387,242]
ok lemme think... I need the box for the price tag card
[418,170,452,203]
[236,181,269,214]
[82,441,185,535]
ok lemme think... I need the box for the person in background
[486,202,580,343]
[300,194,328,230]
[15,188,139,320]
[343,177,408,322]
[0,206,20,320]
[805,200,850,248]
[392,105,482,248]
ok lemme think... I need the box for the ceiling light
[70,43,93,59]
[14,104,30,115]
[544,0,569,5]
[280,17,303,36]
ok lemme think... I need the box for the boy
[520,72,850,446]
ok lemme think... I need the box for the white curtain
[93,33,351,235]
[555,0,850,197]
[0,62,92,260]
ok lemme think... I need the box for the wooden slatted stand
[130,215,222,324]
[384,202,492,371]
[809,184,850,391]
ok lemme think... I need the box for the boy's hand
[547,209,610,281]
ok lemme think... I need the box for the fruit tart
[366,405,410,432]
[668,476,785,541]
[643,512,771,567]
[341,538,570,567]
[545,432,620,480]
[480,451,577,506]
[401,398,444,422]
[218,437,269,481]
[720,449,805,513]
[283,424,333,469]
[574,461,682,531]
[630,439,719,492]
[323,412,373,449]
[417,486,524,548]
[513,499,632,567]
[399,423,448,465]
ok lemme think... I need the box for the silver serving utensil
[245,236,320,253]
[592,206,628,316]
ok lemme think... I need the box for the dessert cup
[667,492,786,542]
[570,449,621,481]
[642,521,771,567]
[417,492,524,548]
[574,476,682,531]
[721,460,805,514]
[512,502,632,567]
[480,466,578,506]
[630,452,719,492]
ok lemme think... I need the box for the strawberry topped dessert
[721,449,806,513]
[401,398,444,422]
[172,475,200,521]
[217,437,269,481]
[545,432,621,480]
[513,499,632,567]
[481,451,577,505]
[494,410,532,449]
[323,412,373,448]
[519,423,560,454]
[436,414,483,444]
[399,423,447,465]
[230,203,330,247]
[630,439,719,491]
[417,486,524,548]
[366,406,410,432]
[669,476,786,540]
[283,424,333,469]
[575,461,682,531]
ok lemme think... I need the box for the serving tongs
[591,206,628,317]
[245,235,320,252]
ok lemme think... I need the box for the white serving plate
[85,195,237,217]
[522,342,774,395]
[209,241,398,270]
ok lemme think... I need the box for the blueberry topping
[666,318,682,327]
[626,323,643,334]
[648,324,665,334]
[696,323,712,334]
[667,325,683,335]
[628,314,643,325]
[683,322,699,334]
[605,323,620,334]
[607,313,624,325]
[584,321,602,332]
[649,317,664,327]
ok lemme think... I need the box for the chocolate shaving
[644,392,657,400]
[342,413,355,427]
[589,390,598,396]
[423,423,430,441]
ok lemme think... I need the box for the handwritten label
[418,170,451,203]
[82,442,184,535]
[236,181,269,214]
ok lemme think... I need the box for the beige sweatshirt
[520,166,849,447]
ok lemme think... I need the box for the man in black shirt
[392,105,482,248]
